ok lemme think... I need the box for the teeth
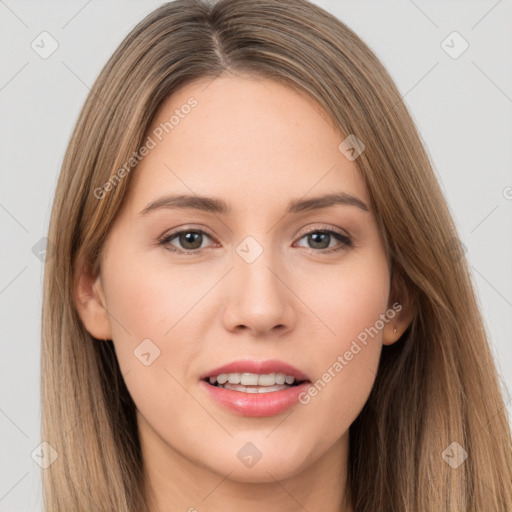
[215,374,229,384]
[257,373,276,386]
[241,373,259,386]
[228,373,240,384]
[220,383,291,393]
[275,374,286,385]
[208,372,297,386]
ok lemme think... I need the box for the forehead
[126,74,370,215]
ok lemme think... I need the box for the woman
[41,0,512,510]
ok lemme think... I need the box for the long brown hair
[41,0,512,510]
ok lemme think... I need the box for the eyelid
[160,223,350,240]
[158,223,353,254]
[158,224,217,248]
[298,224,350,239]
[293,224,353,253]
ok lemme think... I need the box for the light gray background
[1,1,511,510]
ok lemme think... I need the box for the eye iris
[180,231,202,250]
[167,229,344,253]
[308,232,330,249]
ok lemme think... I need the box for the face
[77,73,405,489]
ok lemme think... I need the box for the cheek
[104,254,203,342]
[99,256,192,401]
[101,251,218,395]
[102,261,200,433]
[298,251,389,427]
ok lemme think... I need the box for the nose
[222,250,297,337]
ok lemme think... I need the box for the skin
[76,72,413,512]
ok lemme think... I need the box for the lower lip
[199,380,311,417]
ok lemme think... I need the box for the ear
[382,267,416,346]
[74,253,112,340]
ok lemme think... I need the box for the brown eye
[159,229,215,254]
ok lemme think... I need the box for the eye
[158,228,216,255]
[294,227,353,253]
[158,225,353,255]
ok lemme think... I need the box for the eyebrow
[139,191,370,216]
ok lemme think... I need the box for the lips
[199,359,312,417]
[200,379,311,416]
[199,358,310,382]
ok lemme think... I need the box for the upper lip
[200,359,310,381]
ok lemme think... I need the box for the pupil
[180,232,331,251]
[181,232,201,249]
[309,232,329,249]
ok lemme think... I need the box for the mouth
[202,373,309,394]
[199,374,312,417]
[199,359,312,416]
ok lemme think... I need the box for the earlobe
[382,312,413,346]
[74,255,112,341]
[382,270,416,346]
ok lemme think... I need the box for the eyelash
[157,225,353,256]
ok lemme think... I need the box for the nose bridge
[223,235,293,333]
[236,235,285,306]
